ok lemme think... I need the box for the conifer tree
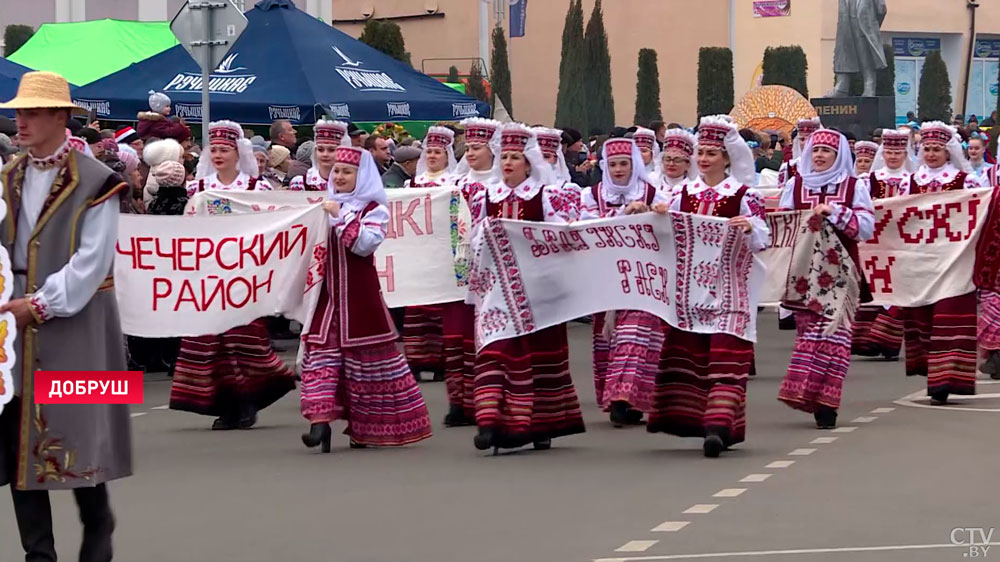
[584,0,615,133]
[555,0,587,133]
[634,48,662,125]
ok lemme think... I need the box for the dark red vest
[197,176,259,192]
[906,171,967,195]
[589,182,657,217]
[679,184,748,218]
[486,188,545,221]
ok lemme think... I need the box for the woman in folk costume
[633,126,662,182]
[777,117,822,185]
[646,116,769,457]
[966,131,992,185]
[288,119,350,191]
[468,123,584,453]
[443,117,502,426]
[300,146,432,452]
[533,126,577,189]
[853,141,878,178]
[777,129,874,429]
[401,126,459,380]
[170,121,295,430]
[897,121,980,405]
[657,128,698,195]
[978,144,1000,378]
[583,138,670,426]
[850,130,913,359]
[184,121,270,196]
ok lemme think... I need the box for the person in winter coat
[137,90,192,144]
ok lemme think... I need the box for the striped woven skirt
[979,290,1000,352]
[591,313,610,409]
[441,301,476,418]
[473,324,585,448]
[596,310,664,413]
[170,319,296,417]
[402,305,444,374]
[778,311,851,413]
[300,314,432,447]
[903,292,977,396]
[851,306,904,357]
[647,330,752,445]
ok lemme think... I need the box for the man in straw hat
[0,71,132,562]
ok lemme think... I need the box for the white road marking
[851,416,877,423]
[810,437,838,444]
[831,426,857,433]
[130,412,147,418]
[592,542,1000,561]
[615,540,658,553]
[713,488,747,498]
[895,383,1000,412]
[682,504,718,514]
[740,474,772,483]
[152,405,169,410]
[765,460,795,469]
[651,521,690,532]
[788,448,816,456]
[870,407,895,414]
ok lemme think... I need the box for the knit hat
[148,90,171,114]
[115,127,139,145]
[152,160,186,186]
[269,145,291,168]
[296,141,315,164]
[250,135,269,155]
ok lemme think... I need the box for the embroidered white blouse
[580,181,670,221]
[185,172,270,197]
[333,203,389,257]
[404,170,453,188]
[468,178,580,227]
[870,167,911,197]
[779,176,875,242]
[670,176,771,252]
[900,162,981,195]
[288,167,329,191]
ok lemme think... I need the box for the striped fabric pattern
[852,306,904,356]
[778,311,852,412]
[600,310,665,413]
[978,290,1000,352]
[403,305,445,373]
[591,314,610,409]
[903,292,977,396]
[300,319,432,446]
[441,302,477,418]
[473,325,585,448]
[647,330,752,444]
[169,320,296,416]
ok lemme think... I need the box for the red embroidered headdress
[335,146,363,167]
[663,128,696,157]
[811,129,842,152]
[500,124,532,153]
[881,130,909,150]
[603,138,634,159]
[854,141,878,159]
[919,121,954,147]
[315,119,348,146]
[209,121,241,148]
[463,117,500,145]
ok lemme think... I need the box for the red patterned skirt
[596,310,664,413]
[592,313,611,409]
[903,292,977,396]
[441,301,476,418]
[170,319,296,417]
[473,325,585,448]
[647,330,752,444]
[979,290,1000,352]
[851,306,904,357]
[402,305,444,374]
[778,311,851,413]
[299,303,432,447]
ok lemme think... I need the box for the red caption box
[34,371,144,404]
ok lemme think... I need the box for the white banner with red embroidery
[0,197,16,415]
[467,212,767,351]
[115,204,328,337]
[185,187,471,308]
[758,188,993,307]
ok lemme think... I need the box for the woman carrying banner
[850,130,913,360]
[897,122,981,405]
[657,128,698,195]
[467,123,584,453]
[633,126,661,182]
[170,121,295,430]
[300,146,432,452]
[646,116,769,457]
[582,138,670,427]
[776,129,874,429]
[288,119,350,191]
[978,148,1000,378]
[401,126,460,381]
[443,118,502,427]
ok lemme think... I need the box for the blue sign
[897,82,911,95]
[510,0,528,38]
[975,39,1000,59]
[893,37,941,57]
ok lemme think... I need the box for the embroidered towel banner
[186,187,470,308]
[115,204,328,337]
[0,197,15,415]
[759,188,994,307]
[467,212,766,351]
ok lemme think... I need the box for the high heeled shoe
[302,423,332,453]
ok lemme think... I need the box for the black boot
[814,407,838,429]
[624,408,644,425]
[609,401,629,428]
[432,370,446,382]
[778,315,796,330]
[703,432,725,458]
[444,404,472,427]
[301,423,332,453]
[532,439,552,451]
[929,390,949,406]
[473,427,496,451]
[237,402,258,429]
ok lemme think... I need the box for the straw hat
[0,71,85,113]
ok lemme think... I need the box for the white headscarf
[633,126,661,181]
[697,115,757,187]
[311,119,351,168]
[454,117,502,178]
[532,126,571,184]
[797,129,855,187]
[872,130,916,173]
[792,117,822,160]
[600,138,647,205]
[416,126,458,177]
[917,121,973,174]
[196,120,258,180]
[488,123,553,198]
[328,148,389,214]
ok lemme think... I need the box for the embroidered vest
[486,189,545,221]
[907,171,967,195]
[197,176,259,192]
[679,184,748,218]
[589,182,657,217]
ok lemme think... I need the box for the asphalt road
[2,312,999,562]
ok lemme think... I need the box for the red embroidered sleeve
[28,294,51,324]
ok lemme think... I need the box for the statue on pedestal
[826,0,888,98]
